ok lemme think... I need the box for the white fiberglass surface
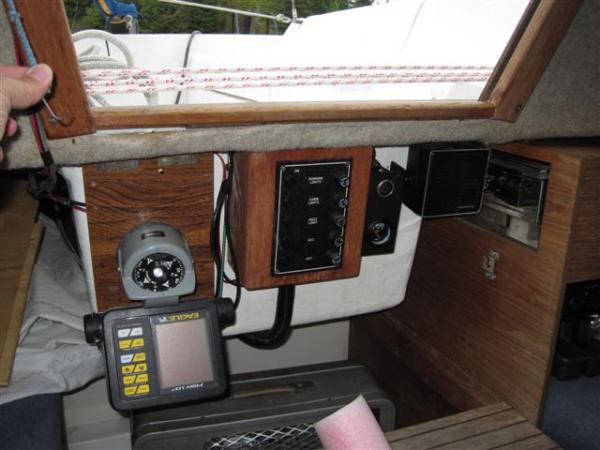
[63,147,420,332]
[72,0,529,106]
[216,146,422,335]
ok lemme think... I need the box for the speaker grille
[423,149,489,217]
[204,423,320,450]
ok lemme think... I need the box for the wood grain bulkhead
[84,155,214,311]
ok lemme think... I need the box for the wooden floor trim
[493,434,560,450]
[389,411,525,447]
[386,404,511,442]
[386,403,559,450]
[438,421,533,450]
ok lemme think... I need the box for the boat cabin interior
[0,0,598,449]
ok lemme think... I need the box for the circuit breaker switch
[338,176,351,188]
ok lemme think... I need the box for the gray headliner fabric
[1,0,598,169]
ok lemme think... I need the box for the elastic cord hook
[42,98,73,126]
[6,0,72,126]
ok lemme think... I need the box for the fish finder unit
[84,223,235,412]
[85,298,234,411]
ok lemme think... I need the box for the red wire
[48,193,87,213]
[12,39,85,214]
[12,37,44,156]
[30,115,45,155]
[13,37,22,65]
[14,38,46,158]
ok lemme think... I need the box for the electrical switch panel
[273,160,352,275]
[229,147,373,290]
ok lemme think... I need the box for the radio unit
[466,150,549,248]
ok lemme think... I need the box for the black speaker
[404,142,490,218]
[362,159,404,256]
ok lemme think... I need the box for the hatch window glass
[67,0,531,107]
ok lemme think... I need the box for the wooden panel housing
[0,179,42,386]
[10,0,95,138]
[84,155,214,311]
[229,147,373,290]
[351,141,599,425]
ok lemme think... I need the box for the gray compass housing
[117,223,195,303]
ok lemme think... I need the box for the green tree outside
[64,0,372,34]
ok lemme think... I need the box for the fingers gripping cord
[6,1,56,191]
[6,1,85,212]
[6,0,70,126]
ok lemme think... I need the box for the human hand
[0,64,54,162]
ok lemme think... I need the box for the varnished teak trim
[482,0,584,122]
[0,180,42,386]
[92,101,495,128]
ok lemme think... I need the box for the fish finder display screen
[90,298,230,411]
[154,317,215,389]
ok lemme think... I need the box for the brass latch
[482,250,500,280]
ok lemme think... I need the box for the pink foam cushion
[315,395,391,450]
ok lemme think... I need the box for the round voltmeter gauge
[132,253,185,292]
[117,223,195,302]
[366,221,392,246]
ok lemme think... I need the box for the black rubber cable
[175,30,201,105]
[224,155,242,308]
[210,176,228,270]
[238,285,295,349]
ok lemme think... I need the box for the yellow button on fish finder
[131,338,145,348]
[121,364,135,374]
[133,352,146,362]
[118,339,132,350]
[135,374,148,384]
[124,386,137,396]
[137,384,150,395]
[134,363,147,373]
[123,375,136,385]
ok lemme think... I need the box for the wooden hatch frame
[4,0,583,139]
